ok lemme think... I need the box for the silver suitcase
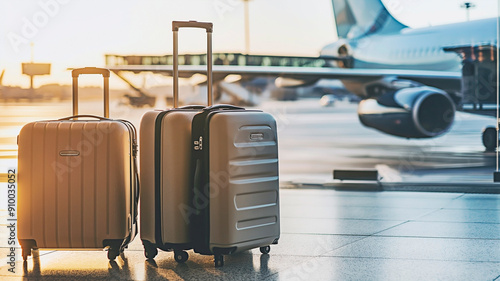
[191,106,280,267]
[139,20,213,262]
[189,24,280,266]
[17,67,138,261]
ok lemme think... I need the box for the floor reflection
[23,249,40,276]
[17,248,278,280]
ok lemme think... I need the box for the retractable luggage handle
[172,21,213,108]
[71,67,111,118]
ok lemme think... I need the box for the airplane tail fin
[0,70,4,86]
[331,0,407,38]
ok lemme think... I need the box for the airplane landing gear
[482,126,497,151]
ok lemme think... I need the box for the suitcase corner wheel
[104,239,126,261]
[19,239,37,261]
[21,247,30,262]
[142,240,189,263]
[214,254,224,267]
[144,246,158,260]
[21,247,34,262]
[212,246,270,267]
[142,240,158,259]
[260,246,271,254]
[107,248,122,261]
[174,250,189,263]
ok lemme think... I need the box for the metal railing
[105,53,338,68]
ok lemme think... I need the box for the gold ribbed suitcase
[17,67,138,261]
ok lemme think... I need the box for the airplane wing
[109,64,492,147]
[109,64,460,83]
[109,64,462,101]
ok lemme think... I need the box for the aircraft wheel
[482,127,497,151]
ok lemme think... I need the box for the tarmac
[1,99,499,280]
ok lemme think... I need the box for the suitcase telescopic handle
[71,67,111,118]
[172,21,213,108]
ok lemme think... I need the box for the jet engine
[358,86,456,138]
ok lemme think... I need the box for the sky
[0,0,498,88]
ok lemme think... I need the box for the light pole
[461,2,475,21]
[243,0,251,54]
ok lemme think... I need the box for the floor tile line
[263,234,374,278]
[280,232,372,237]
[444,207,500,211]
[280,204,454,210]
[260,254,318,281]
[314,221,415,257]
[492,274,500,281]
[410,207,445,222]
[438,194,466,210]
[452,194,466,200]
[400,220,500,226]
[371,234,500,241]
[280,216,412,222]
[370,220,410,236]
[316,235,372,257]
[314,255,500,264]
[280,233,370,237]
[413,219,500,225]
[288,233,500,242]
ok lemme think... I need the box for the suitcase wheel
[259,246,271,254]
[144,246,158,260]
[107,248,120,261]
[174,250,188,263]
[214,254,224,267]
[22,247,31,261]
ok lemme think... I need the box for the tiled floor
[1,188,500,280]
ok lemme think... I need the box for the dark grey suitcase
[188,23,281,266]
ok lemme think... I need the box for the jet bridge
[105,53,341,106]
[445,44,500,178]
[444,44,497,116]
[105,53,335,68]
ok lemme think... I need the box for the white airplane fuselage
[320,18,497,72]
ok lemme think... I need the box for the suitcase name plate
[59,150,80,156]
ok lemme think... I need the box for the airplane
[108,0,498,149]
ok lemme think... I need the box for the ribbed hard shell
[18,120,133,248]
[208,111,280,252]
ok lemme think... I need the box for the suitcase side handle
[172,21,213,108]
[178,105,206,110]
[203,104,244,112]
[71,67,111,118]
[58,115,111,121]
